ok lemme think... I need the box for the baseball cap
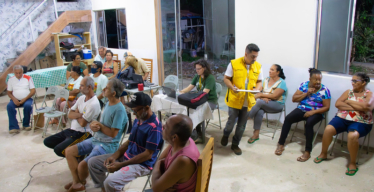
[123,51,133,59]
[93,61,103,69]
[125,92,152,108]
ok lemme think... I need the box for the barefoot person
[64,79,128,191]
[247,64,287,144]
[314,73,373,176]
[275,68,331,162]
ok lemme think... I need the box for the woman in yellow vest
[221,43,263,155]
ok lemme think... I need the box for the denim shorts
[77,138,107,162]
[329,116,372,137]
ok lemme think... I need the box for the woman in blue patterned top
[275,68,331,162]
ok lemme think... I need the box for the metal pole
[29,16,35,41]
[53,0,58,19]
[174,0,179,90]
[314,0,323,69]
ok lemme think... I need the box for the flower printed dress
[336,90,373,124]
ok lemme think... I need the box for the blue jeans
[77,138,107,162]
[7,98,33,130]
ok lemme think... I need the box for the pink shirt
[164,138,200,192]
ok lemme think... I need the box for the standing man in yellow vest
[221,43,262,155]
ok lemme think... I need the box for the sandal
[346,168,359,176]
[248,137,259,144]
[313,157,327,164]
[275,145,285,156]
[297,155,310,162]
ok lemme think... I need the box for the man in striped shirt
[88,92,163,192]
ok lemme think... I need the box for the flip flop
[297,155,310,162]
[346,168,359,176]
[313,157,327,164]
[248,137,259,144]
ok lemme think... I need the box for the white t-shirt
[90,74,108,102]
[7,74,35,100]
[224,63,263,107]
[70,95,101,133]
[67,76,83,90]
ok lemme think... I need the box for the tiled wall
[0,0,93,72]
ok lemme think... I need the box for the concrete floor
[0,88,374,192]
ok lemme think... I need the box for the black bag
[117,66,138,89]
[60,42,74,49]
[177,91,208,109]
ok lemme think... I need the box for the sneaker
[23,126,32,131]
[231,145,242,155]
[9,129,20,134]
[221,135,229,146]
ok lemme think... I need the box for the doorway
[160,0,235,110]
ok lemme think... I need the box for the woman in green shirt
[180,59,218,106]
[66,53,89,80]
[180,59,217,143]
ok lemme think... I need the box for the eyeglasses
[132,107,143,113]
[351,79,363,84]
[196,68,202,71]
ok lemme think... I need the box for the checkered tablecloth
[6,66,67,88]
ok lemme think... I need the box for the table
[6,66,67,88]
[124,85,161,95]
[151,94,213,143]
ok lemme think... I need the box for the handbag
[177,91,208,109]
[117,66,138,89]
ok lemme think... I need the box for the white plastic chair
[42,88,70,138]
[206,83,222,129]
[33,86,60,132]
[163,75,178,89]
[264,90,288,139]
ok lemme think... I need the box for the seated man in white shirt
[43,77,101,157]
[89,61,108,108]
[7,65,36,134]
[94,46,107,64]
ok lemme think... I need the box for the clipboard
[237,89,260,93]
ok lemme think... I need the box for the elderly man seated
[94,46,107,64]
[7,65,36,134]
[63,79,128,191]
[88,92,162,192]
[152,114,200,192]
[43,77,101,157]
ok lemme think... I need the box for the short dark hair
[308,68,321,78]
[71,66,82,75]
[193,59,212,78]
[170,114,192,145]
[71,53,81,61]
[106,50,114,57]
[245,43,260,53]
[355,72,370,85]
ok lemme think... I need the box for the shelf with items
[53,32,94,66]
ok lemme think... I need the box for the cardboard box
[39,56,57,69]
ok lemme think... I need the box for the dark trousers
[278,108,323,152]
[7,98,33,130]
[43,129,91,157]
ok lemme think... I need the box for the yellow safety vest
[225,57,262,111]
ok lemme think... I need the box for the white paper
[237,89,260,93]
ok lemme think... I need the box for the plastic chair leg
[218,107,222,130]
